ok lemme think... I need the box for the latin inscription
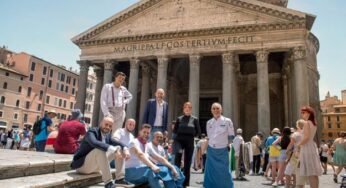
[114,35,255,53]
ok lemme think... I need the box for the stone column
[103,60,115,85]
[157,56,168,92]
[256,50,270,136]
[189,54,201,117]
[99,60,115,120]
[222,52,239,128]
[127,58,140,120]
[75,60,90,114]
[292,46,309,120]
[92,67,104,127]
[167,77,177,139]
[282,74,289,127]
[139,64,151,125]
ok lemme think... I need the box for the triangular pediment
[72,0,314,45]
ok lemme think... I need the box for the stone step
[0,149,73,179]
[0,169,113,188]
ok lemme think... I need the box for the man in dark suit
[71,117,133,188]
[142,88,168,140]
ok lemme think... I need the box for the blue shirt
[34,116,52,141]
[265,135,279,153]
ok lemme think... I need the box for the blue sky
[0,0,345,100]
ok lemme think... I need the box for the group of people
[0,127,32,150]
[230,106,346,188]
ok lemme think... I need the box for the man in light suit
[142,88,168,140]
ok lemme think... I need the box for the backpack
[33,119,43,135]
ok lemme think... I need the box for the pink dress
[299,122,323,176]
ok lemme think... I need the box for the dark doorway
[199,97,219,135]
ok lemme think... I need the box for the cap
[71,109,83,120]
[271,128,280,135]
[236,128,243,134]
[47,109,57,115]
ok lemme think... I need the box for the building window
[335,108,340,113]
[56,83,60,91]
[60,84,64,92]
[63,100,67,108]
[327,116,331,121]
[328,123,332,129]
[50,69,54,78]
[18,86,22,93]
[337,116,340,122]
[59,99,62,107]
[39,90,43,100]
[65,85,69,93]
[23,114,28,123]
[3,82,7,89]
[328,132,333,137]
[0,111,3,118]
[41,78,45,85]
[31,62,36,71]
[29,74,34,81]
[61,73,65,82]
[1,96,6,104]
[27,87,32,97]
[72,88,75,95]
[48,80,52,88]
[66,76,71,84]
[37,104,41,111]
[20,77,24,80]
[70,102,73,109]
[25,101,30,109]
[337,123,341,128]
[43,66,47,75]
[5,72,9,76]
[46,95,50,104]
[16,100,20,107]
[73,78,76,86]
[54,98,58,106]
[13,113,18,120]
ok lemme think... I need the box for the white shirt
[233,135,244,157]
[145,142,166,164]
[100,83,132,116]
[207,115,235,149]
[126,138,148,169]
[113,128,134,147]
[153,101,164,127]
[320,144,329,157]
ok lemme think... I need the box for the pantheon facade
[73,0,320,139]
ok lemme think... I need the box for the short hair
[141,124,151,129]
[201,133,206,138]
[296,119,305,130]
[114,72,126,78]
[211,102,222,110]
[183,102,192,108]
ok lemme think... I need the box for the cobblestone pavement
[189,168,342,188]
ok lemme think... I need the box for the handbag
[269,145,281,157]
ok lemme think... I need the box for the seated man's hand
[122,149,131,160]
[115,150,122,159]
[151,165,160,173]
[172,168,179,178]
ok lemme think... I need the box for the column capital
[189,54,201,65]
[77,60,91,71]
[104,60,115,70]
[222,52,235,64]
[141,64,150,74]
[256,50,269,63]
[292,46,307,61]
[157,56,169,68]
[130,58,140,69]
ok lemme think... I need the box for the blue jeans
[125,166,162,188]
[35,140,47,152]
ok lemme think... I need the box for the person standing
[100,72,132,137]
[250,132,263,175]
[297,106,322,188]
[233,128,244,179]
[54,109,87,154]
[319,140,329,174]
[19,127,32,150]
[173,102,201,187]
[71,117,132,188]
[331,131,346,183]
[34,110,56,152]
[142,88,168,139]
[204,103,235,188]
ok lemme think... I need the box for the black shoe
[114,178,135,187]
[105,181,115,188]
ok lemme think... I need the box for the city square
[0,0,345,187]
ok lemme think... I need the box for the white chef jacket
[207,115,235,149]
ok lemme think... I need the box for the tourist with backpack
[34,109,56,152]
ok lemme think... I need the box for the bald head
[211,103,222,118]
[155,88,165,101]
[125,118,136,132]
[152,131,163,146]
[100,117,114,134]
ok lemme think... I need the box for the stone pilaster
[256,50,270,136]
[127,58,140,120]
[189,54,201,117]
[292,46,309,120]
[75,60,90,114]
[157,56,168,92]
[92,67,104,127]
[139,64,151,125]
[222,52,239,128]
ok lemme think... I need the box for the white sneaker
[272,182,278,187]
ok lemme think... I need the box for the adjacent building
[320,90,346,142]
[72,0,321,139]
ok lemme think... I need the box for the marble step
[0,149,73,179]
